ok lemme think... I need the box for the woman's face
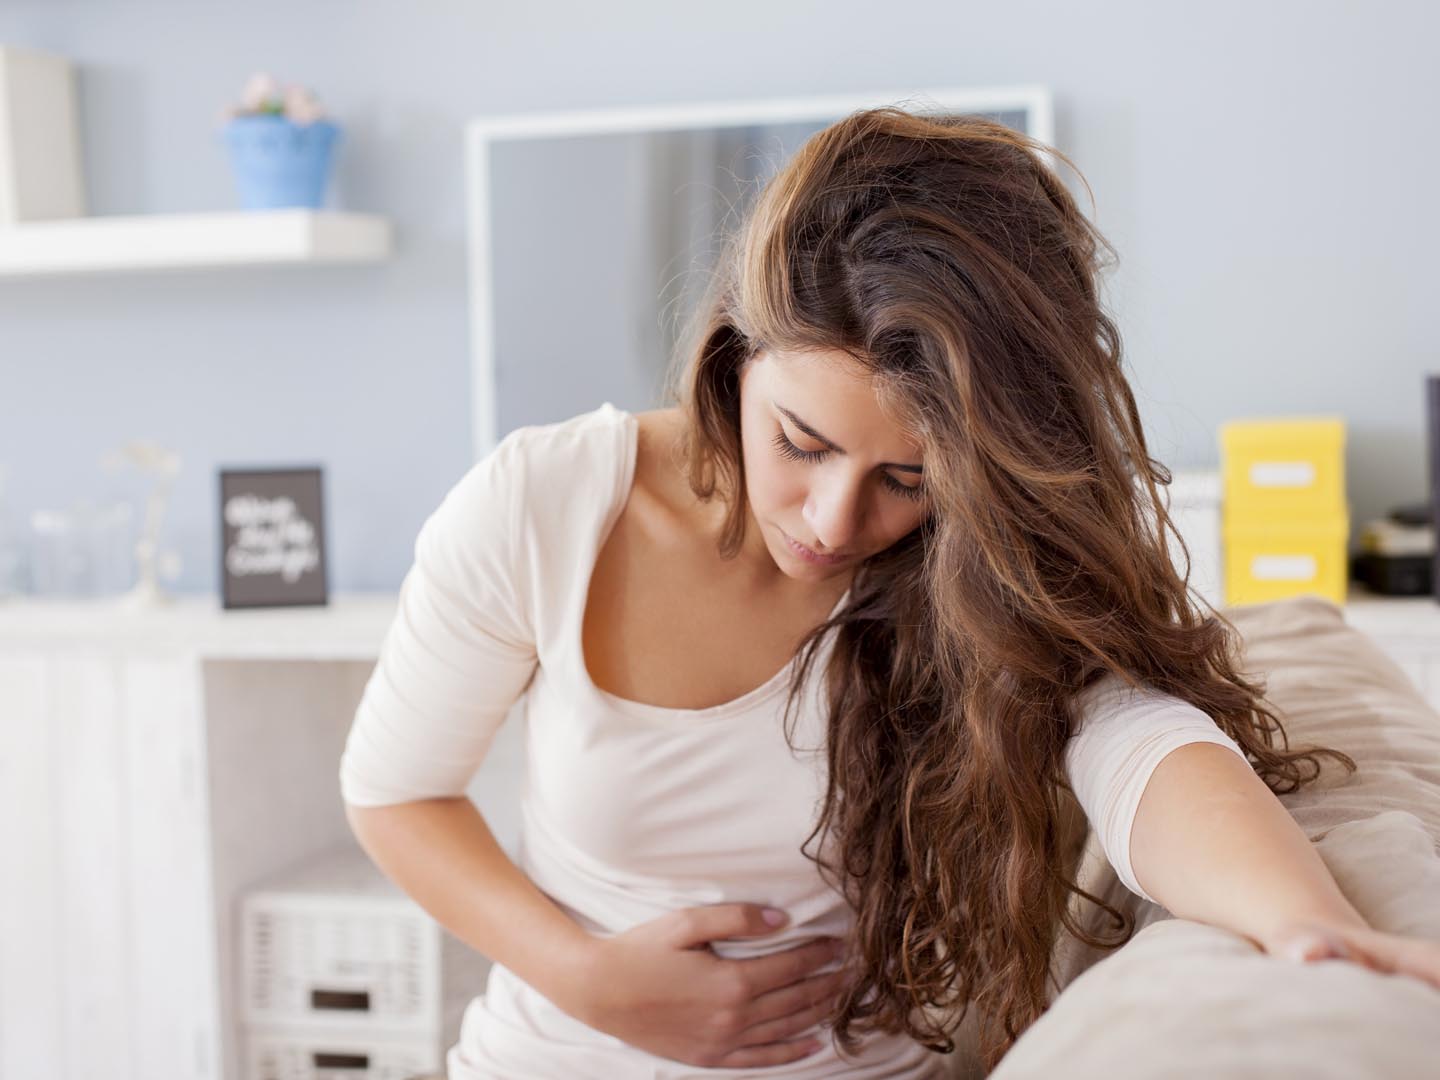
[737,347,928,581]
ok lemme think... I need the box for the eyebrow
[774,403,924,473]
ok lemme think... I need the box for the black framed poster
[218,466,329,609]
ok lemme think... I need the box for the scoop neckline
[575,402,852,724]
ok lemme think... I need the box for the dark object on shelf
[217,465,329,609]
[1353,500,1435,596]
[1428,374,1440,601]
[1390,502,1433,527]
[1352,550,1432,595]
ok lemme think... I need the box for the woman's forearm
[344,797,595,1012]
[1128,741,1369,949]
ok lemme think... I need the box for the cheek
[861,498,918,546]
[880,504,928,547]
[745,454,806,514]
[739,427,795,508]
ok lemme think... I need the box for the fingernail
[763,908,787,926]
[1284,935,1327,963]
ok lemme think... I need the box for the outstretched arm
[1129,741,1440,985]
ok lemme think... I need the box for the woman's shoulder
[497,400,635,477]
[425,402,634,556]
[472,401,630,517]
[1071,671,1178,717]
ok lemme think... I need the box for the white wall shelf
[0,208,392,277]
[0,590,399,656]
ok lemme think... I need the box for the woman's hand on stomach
[562,903,846,1068]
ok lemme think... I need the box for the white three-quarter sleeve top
[339,402,1248,1079]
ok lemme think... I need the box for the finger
[1396,939,1440,988]
[734,937,843,992]
[739,991,838,1048]
[712,1036,826,1069]
[666,904,790,949]
[1284,930,1351,964]
[1274,925,1372,967]
[1348,928,1440,988]
[745,969,845,1026]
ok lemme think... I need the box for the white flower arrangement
[220,71,328,126]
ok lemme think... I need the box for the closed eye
[772,429,826,463]
[771,430,925,502]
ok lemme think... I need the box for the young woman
[340,107,1440,1078]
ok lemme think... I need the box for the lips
[784,531,850,566]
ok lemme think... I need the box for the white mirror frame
[464,85,1055,460]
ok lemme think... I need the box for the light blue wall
[2,0,1436,594]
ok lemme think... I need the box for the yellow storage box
[1222,513,1349,606]
[1218,416,1346,517]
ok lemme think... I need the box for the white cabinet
[2,642,230,1079]
[0,594,526,1080]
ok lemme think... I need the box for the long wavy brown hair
[663,105,1357,1071]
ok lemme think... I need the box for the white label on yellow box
[1250,554,1318,580]
[1249,461,1317,488]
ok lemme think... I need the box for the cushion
[983,595,1440,1078]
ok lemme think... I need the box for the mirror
[466,88,1054,456]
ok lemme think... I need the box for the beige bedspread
[942,594,1440,1078]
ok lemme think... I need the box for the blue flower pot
[223,115,341,210]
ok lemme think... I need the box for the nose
[803,472,863,553]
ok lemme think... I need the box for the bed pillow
[985,594,1440,1079]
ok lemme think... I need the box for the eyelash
[771,430,925,502]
